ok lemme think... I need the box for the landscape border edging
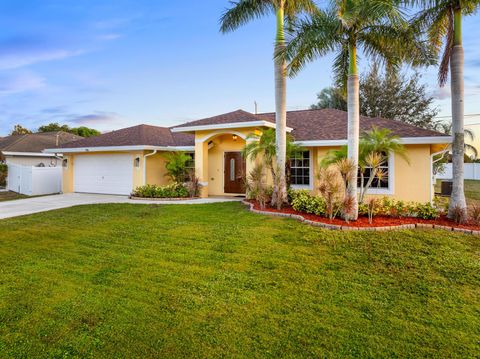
[242,200,479,236]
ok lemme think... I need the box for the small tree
[10,124,32,135]
[164,152,191,183]
[322,127,409,204]
[242,128,303,209]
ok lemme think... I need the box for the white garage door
[74,154,134,195]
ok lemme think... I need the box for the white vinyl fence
[437,163,480,180]
[7,164,62,196]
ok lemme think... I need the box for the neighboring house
[0,131,83,167]
[45,109,451,202]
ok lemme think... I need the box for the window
[185,152,195,171]
[358,152,390,189]
[290,151,311,187]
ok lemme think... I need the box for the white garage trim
[74,154,133,195]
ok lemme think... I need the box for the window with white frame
[358,152,390,189]
[290,151,310,187]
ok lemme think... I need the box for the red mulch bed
[248,200,480,231]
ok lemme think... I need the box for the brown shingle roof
[173,109,274,128]
[257,108,446,141]
[0,131,83,153]
[61,124,194,148]
[58,108,447,150]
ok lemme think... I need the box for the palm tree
[412,0,479,220]
[242,128,302,205]
[220,0,317,208]
[281,0,432,219]
[322,127,410,203]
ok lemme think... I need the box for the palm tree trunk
[347,42,359,220]
[273,3,288,209]
[448,8,467,220]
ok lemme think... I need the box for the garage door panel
[74,154,134,195]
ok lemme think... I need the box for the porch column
[195,140,209,198]
[245,138,256,179]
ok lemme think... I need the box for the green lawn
[0,191,28,202]
[0,202,479,357]
[435,179,480,205]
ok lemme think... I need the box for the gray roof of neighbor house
[55,108,448,150]
[0,131,83,153]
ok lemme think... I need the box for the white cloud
[0,72,45,95]
[0,48,85,71]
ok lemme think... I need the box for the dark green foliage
[290,189,326,215]
[312,64,439,130]
[164,152,192,183]
[37,123,100,137]
[131,184,189,198]
[0,202,478,357]
[0,163,7,187]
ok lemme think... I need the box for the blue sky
[0,0,479,140]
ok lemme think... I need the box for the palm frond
[438,7,453,87]
[332,43,350,92]
[219,0,272,33]
[282,9,342,77]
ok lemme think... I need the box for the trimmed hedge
[131,184,189,199]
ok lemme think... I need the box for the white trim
[290,149,314,191]
[294,136,452,147]
[171,121,293,133]
[399,136,452,144]
[195,130,248,143]
[294,140,347,147]
[360,152,395,195]
[2,151,57,157]
[43,145,195,154]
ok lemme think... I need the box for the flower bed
[244,200,480,234]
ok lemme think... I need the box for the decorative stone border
[130,196,199,201]
[242,200,480,236]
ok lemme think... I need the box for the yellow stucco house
[45,108,451,203]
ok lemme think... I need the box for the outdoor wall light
[232,134,238,141]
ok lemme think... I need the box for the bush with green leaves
[290,190,326,216]
[164,152,192,183]
[0,163,7,187]
[413,202,439,220]
[131,184,189,199]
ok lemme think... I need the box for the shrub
[245,164,270,210]
[469,204,480,225]
[185,171,202,197]
[164,152,192,183]
[0,163,7,187]
[318,167,342,220]
[415,202,439,220]
[132,184,189,198]
[290,190,326,216]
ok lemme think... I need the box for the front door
[224,152,246,194]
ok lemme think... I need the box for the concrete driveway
[0,193,243,220]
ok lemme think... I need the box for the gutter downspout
[430,149,449,203]
[144,150,157,185]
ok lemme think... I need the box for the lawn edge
[242,200,480,236]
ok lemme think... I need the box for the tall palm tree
[412,0,480,220]
[281,0,431,219]
[220,0,317,208]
